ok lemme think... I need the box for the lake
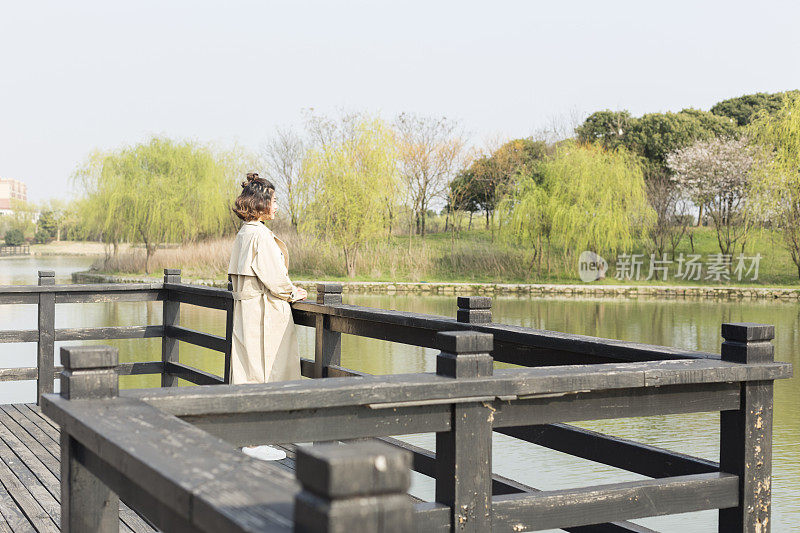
[1,255,798,531]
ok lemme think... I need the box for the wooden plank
[55,290,164,304]
[0,368,38,382]
[0,330,38,343]
[37,274,55,404]
[223,299,234,384]
[166,326,227,353]
[0,407,153,532]
[496,423,719,478]
[117,361,165,376]
[0,480,31,532]
[378,437,654,533]
[167,290,229,310]
[492,383,741,428]
[491,473,738,531]
[165,362,225,386]
[42,395,297,532]
[184,404,451,447]
[121,359,787,418]
[0,417,61,527]
[162,271,181,388]
[291,301,721,362]
[163,283,232,301]
[413,502,450,533]
[434,402,492,531]
[314,312,341,378]
[0,444,58,532]
[0,283,157,294]
[0,293,37,305]
[719,323,775,532]
[18,405,59,437]
[55,325,164,342]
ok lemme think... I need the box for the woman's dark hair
[233,173,275,221]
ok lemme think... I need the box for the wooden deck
[0,404,156,532]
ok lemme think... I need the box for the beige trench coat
[227,221,303,384]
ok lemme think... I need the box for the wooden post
[719,323,775,532]
[315,283,342,378]
[224,275,234,384]
[59,345,120,532]
[161,268,181,387]
[456,296,492,324]
[294,440,413,533]
[435,330,494,531]
[37,270,55,404]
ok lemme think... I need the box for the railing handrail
[291,299,722,362]
[124,358,791,417]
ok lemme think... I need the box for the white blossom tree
[666,137,757,255]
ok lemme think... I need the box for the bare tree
[645,168,692,256]
[262,127,307,229]
[394,113,465,237]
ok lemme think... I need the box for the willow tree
[302,117,400,278]
[500,141,653,270]
[748,94,800,278]
[74,137,234,273]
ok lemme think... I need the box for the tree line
[7,90,800,279]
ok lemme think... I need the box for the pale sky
[2,0,799,202]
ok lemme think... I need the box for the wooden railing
[2,272,793,531]
[0,244,30,256]
[0,269,233,403]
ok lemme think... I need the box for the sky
[2,0,800,203]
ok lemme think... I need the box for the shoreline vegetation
[48,222,800,297]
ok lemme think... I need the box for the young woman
[228,173,308,460]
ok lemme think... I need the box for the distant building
[0,179,27,215]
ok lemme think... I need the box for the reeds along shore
[95,233,543,282]
[94,224,798,286]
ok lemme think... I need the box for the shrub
[34,229,53,244]
[4,229,25,246]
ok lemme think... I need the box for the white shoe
[241,445,287,461]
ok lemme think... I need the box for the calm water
[1,256,798,531]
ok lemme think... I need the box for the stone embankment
[72,271,800,299]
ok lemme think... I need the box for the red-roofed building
[0,179,27,215]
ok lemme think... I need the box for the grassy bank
[90,226,800,287]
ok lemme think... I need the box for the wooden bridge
[0,269,792,532]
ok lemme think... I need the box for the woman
[228,173,308,460]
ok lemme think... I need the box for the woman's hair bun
[242,172,263,188]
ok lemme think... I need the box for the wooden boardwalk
[0,404,156,532]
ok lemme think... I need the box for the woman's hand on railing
[293,287,308,301]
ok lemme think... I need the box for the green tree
[37,210,58,239]
[500,141,653,268]
[575,110,633,150]
[301,117,400,278]
[577,109,738,172]
[748,94,800,278]
[456,138,547,234]
[711,90,800,127]
[74,137,236,274]
[626,110,738,167]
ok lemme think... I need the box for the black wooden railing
[1,270,793,531]
[0,269,233,403]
